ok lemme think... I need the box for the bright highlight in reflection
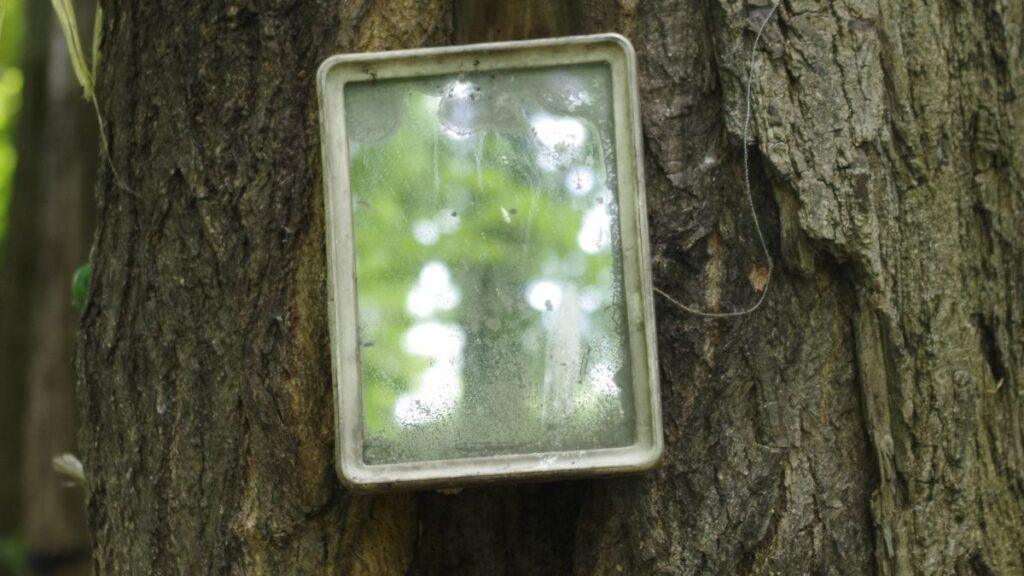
[412,219,440,245]
[439,80,478,140]
[413,210,463,245]
[402,321,462,358]
[442,126,473,141]
[406,262,460,318]
[579,286,603,313]
[532,116,586,149]
[526,280,563,312]
[436,209,461,233]
[589,363,620,397]
[565,167,596,196]
[446,80,474,99]
[396,321,464,426]
[577,205,612,254]
[532,115,586,170]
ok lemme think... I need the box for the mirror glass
[344,63,636,465]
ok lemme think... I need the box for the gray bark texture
[78,0,1023,574]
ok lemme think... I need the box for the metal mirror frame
[318,33,662,490]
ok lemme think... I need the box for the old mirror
[318,34,661,490]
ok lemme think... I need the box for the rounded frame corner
[632,436,665,473]
[316,56,342,95]
[593,32,637,62]
[336,453,376,492]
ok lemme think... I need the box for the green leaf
[71,263,91,309]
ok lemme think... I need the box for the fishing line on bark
[654,0,779,318]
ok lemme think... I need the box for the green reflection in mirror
[345,63,635,465]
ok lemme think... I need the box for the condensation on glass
[318,35,661,490]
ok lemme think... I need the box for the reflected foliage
[345,63,636,464]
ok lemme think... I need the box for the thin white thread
[92,96,139,197]
[655,0,779,318]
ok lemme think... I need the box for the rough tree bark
[78,0,1023,574]
[0,1,93,574]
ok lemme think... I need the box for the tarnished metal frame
[317,33,662,491]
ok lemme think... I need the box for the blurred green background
[0,1,95,575]
[0,0,24,253]
[0,1,27,572]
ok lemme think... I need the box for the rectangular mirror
[318,34,661,490]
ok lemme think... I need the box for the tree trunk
[1,1,94,574]
[79,0,1023,574]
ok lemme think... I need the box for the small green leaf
[71,263,91,309]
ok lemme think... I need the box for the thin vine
[654,0,780,318]
[49,0,135,196]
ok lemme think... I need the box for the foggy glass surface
[344,63,635,465]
